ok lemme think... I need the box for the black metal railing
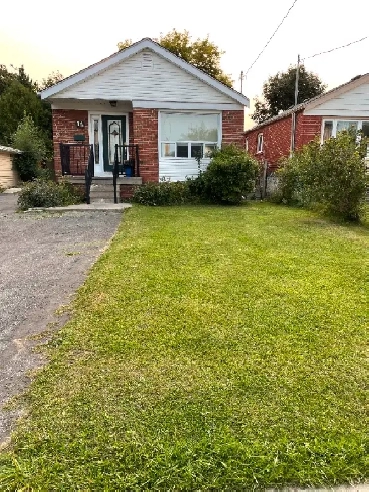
[113,144,140,203]
[60,143,93,176]
[85,146,94,204]
[59,143,94,204]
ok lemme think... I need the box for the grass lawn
[0,203,368,489]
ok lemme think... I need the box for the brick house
[40,38,249,200]
[244,73,369,172]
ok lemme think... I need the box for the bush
[132,179,190,206]
[12,153,39,182]
[202,144,259,204]
[12,114,48,181]
[275,132,368,220]
[17,179,83,211]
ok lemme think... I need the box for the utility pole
[291,54,300,153]
[239,71,244,94]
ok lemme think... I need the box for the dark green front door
[102,115,127,172]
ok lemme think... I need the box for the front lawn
[1,203,368,489]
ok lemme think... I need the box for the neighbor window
[322,119,366,141]
[257,133,263,153]
[245,138,249,152]
[160,112,219,158]
[323,120,333,141]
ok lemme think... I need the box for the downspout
[290,54,300,153]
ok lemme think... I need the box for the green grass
[1,203,368,489]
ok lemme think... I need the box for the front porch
[59,143,143,203]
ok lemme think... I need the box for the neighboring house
[0,146,21,188]
[245,73,369,171]
[40,38,249,198]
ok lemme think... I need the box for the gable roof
[245,72,369,134]
[40,38,249,107]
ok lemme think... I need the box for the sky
[0,0,368,128]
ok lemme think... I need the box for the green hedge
[132,145,259,206]
[275,131,368,221]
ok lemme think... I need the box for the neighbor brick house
[40,38,249,200]
[245,73,369,171]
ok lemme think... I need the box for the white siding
[305,83,369,117]
[56,50,236,104]
[159,158,210,182]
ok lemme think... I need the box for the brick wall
[222,110,244,146]
[52,109,89,174]
[132,108,159,183]
[296,113,322,147]
[128,112,134,146]
[244,111,323,170]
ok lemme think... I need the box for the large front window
[160,112,219,158]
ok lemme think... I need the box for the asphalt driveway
[0,193,122,443]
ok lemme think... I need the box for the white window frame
[257,133,263,153]
[245,138,249,152]
[321,118,368,143]
[158,111,221,160]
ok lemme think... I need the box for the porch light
[109,100,117,107]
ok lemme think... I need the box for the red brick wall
[52,109,89,174]
[244,112,323,170]
[132,108,159,183]
[296,113,322,147]
[128,112,134,146]
[222,110,244,146]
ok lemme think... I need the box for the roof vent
[142,51,153,69]
[350,74,361,81]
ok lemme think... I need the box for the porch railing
[113,144,140,203]
[85,146,94,204]
[60,143,94,177]
[59,143,94,204]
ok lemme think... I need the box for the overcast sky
[0,0,367,128]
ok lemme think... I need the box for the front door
[101,115,127,172]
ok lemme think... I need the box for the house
[245,73,369,172]
[40,38,249,200]
[0,146,21,188]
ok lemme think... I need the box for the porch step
[90,180,115,203]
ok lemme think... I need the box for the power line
[302,36,368,61]
[244,0,299,77]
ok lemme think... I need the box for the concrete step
[90,184,114,192]
[90,198,115,204]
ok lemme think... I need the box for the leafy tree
[118,29,233,87]
[0,64,54,149]
[0,81,41,144]
[39,71,64,91]
[117,39,133,51]
[252,65,326,124]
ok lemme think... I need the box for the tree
[118,30,233,87]
[251,65,326,124]
[38,71,64,91]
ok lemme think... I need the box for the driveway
[0,193,122,443]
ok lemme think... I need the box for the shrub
[202,144,259,204]
[12,114,48,181]
[17,179,83,211]
[132,179,190,206]
[275,132,368,220]
[12,153,39,182]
